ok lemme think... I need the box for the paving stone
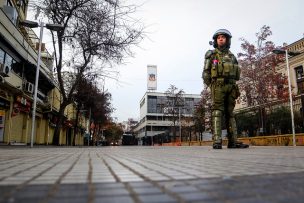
[138,194,177,203]
[48,197,88,203]
[13,190,49,199]
[127,181,154,188]
[168,185,199,193]
[94,188,130,196]
[178,192,215,201]
[1,146,304,203]
[6,197,45,203]
[0,185,17,193]
[53,188,89,198]
[93,182,125,189]
[132,186,163,195]
[94,195,134,203]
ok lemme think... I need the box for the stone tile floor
[0,146,304,202]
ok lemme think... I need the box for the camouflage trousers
[210,79,240,144]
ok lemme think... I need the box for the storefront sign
[12,96,31,116]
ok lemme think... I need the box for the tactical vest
[210,49,240,80]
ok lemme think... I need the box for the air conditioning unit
[23,82,34,94]
[2,6,18,26]
[0,63,10,77]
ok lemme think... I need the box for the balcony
[0,8,55,92]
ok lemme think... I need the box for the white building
[134,91,201,145]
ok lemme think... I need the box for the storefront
[0,90,10,143]
[0,96,10,142]
[10,95,31,143]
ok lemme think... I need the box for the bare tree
[34,0,144,144]
[164,85,184,142]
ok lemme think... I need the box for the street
[0,146,304,203]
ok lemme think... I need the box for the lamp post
[88,107,91,146]
[272,48,301,146]
[20,20,64,148]
[179,107,181,143]
[151,124,153,146]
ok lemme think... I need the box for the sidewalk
[0,146,304,203]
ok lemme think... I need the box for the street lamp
[21,20,64,148]
[179,107,181,143]
[151,124,153,146]
[272,48,301,146]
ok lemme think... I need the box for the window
[148,96,157,113]
[156,96,166,113]
[296,66,304,94]
[4,54,13,70]
[295,66,304,80]
[0,48,5,64]
[298,81,304,94]
[0,48,20,75]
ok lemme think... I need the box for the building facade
[234,38,304,135]
[0,0,87,145]
[134,92,201,145]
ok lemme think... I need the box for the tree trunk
[172,121,176,142]
[53,102,69,145]
[72,107,80,146]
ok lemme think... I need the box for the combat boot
[213,143,222,149]
[227,142,249,148]
[227,117,249,149]
[212,110,222,149]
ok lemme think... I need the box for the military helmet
[212,29,232,40]
[212,29,232,48]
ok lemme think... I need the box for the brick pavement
[0,146,304,203]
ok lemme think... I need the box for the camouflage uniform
[203,29,248,149]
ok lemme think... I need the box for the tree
[193,87,211,140]
[266,107,303,135]
[164,85,184,142]
[73,76,112,145]
[237,25,287,132]
[104,122,123,144]
[90,91,113,145]
[235,111,259,137]
[267,107,291,134]
[34,0,144,145]
[181,116,193,142]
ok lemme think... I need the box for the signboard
[147,65,157,91]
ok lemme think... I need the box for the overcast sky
[104,0,303,122]
[28,0,304,123]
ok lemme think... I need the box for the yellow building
[0,0,86,145]
[234,38,304,135]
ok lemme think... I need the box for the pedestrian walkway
[0,146,304,203]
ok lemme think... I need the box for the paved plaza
[0,146,304,203]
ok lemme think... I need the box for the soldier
[202,29,249,149]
